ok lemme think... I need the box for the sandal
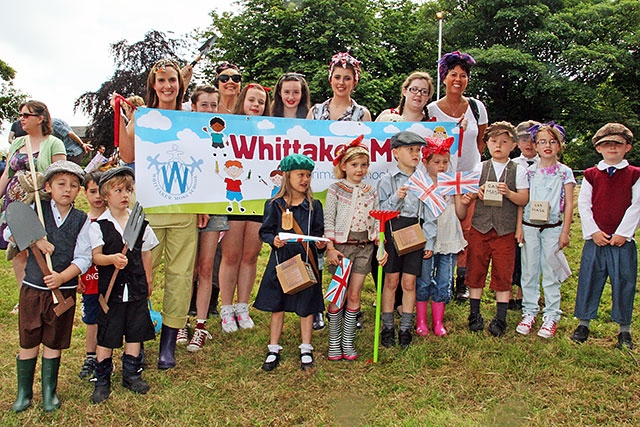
[261,351,280,372]
[300,351,314,371]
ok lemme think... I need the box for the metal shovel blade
[5,202,46,252]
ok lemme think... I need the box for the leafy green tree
[0,59,29,125]
[74,31,186,151]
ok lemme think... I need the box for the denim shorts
[199,215,229,232]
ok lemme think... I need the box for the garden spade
[99,202,145,313]
[5,201,74,316]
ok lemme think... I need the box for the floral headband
[329,52,361,84]
[246,83,272,92]
[421,136,455,158]
[528,121,565,142]
[333,135,368,165]
[152,58,181,74]
[438,51,476,82]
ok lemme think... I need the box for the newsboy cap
[592,123,633,146]
[390,131,426,149]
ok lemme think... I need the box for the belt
[522,220,562,232]
[343,239,373,246]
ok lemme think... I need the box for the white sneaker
[516,314,536,335]
[220,305,238,333]
[538,319,557,339]
[176,325,189,344]
[235,303,255,329]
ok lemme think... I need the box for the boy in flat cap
[572,123,640,349]
[377,131,437,348]
[466,122,529,337]
[10,160,92,413]
[89,166,158,403]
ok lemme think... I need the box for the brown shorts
[19,286,76,350]
[327,232,375,276]
[466,227,516,292]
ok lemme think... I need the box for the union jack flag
[324,257,352,309]
[405,169,447,217]
[437,171,480,196]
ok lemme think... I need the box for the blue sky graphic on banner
[134,108,460,215]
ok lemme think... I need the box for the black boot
[11,357,36,412]
[122,353,150,394]
[91,358,113,404]
[158,324,178,370]
[41,357,61,412]
[455,273,469,302]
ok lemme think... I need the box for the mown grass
[0,191,639,426]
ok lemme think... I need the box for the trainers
[381,327,395,348]
[313,312,325,330]
[234,303,255,329]
[79,356,97,380]
[488,317,507,337]
[537,319,557,339]
[616,332,633,350]
[398,329,412,348]
[220,305,238,333]
[176,325,189,344]
[516,314,536,335]
[570,325,589,343]
[187,326,212,352]
[468,312,484,332]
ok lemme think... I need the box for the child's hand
[315,240,327,250]
[197,214,210,229]
[378,249,389,266]
[610,234,627,247]
[77,278,86,294]
[497,182,511,197]
[325,248,344,266]
[423,250,433,259]
[112,253,128,269]
[591,230,611,246]
[35,238,55,256]
[397,186,408,199]
[460,193,475,204]
[43,271,63,290]
[515,227,524,245]
[477,184,485,200]
[558,231,570,249]
[273,236,285,248]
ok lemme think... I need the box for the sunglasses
[19,112,40,119]
[218,74,242,83]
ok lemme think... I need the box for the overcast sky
[0,0,236,147]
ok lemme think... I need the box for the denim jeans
[416,253,455,303]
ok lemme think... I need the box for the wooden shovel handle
[100,245,129,313]
[30,245,68,311]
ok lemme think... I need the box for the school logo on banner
[147,144,204,200]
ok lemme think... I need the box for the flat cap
[390,131,426,149]
[44,160,85,183]
[99,166,135,191]
[592,123,633,146]
[280,153,315,172]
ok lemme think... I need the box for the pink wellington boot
[431,301,447,336]
[415,301,429,336]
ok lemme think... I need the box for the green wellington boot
[41,357,61,412]
[11,357,37,412]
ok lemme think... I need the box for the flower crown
[329,52,361,84]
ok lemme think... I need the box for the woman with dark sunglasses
[214,63,242,114]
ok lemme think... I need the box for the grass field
[0,192,639,426]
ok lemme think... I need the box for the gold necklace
[444,97,466,118]
[219,100,233,113]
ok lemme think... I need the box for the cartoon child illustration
[433,126,449,139]
[223,160,246,213]
[203,117,226,150]
[269,169,283,198]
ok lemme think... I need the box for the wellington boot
[158,325,178,370]
[41,357,61,412]
[122,353,150,394]
[91,358,113,404]
[11,357,36,412]
[415,301,429,336]
[431,301,447,336]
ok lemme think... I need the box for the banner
[133,108,460,215]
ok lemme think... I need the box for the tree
[0,59,29,125]
[74,31,187,151]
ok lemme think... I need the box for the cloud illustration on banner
[329,121,372,136]
[137,110,172,130]
[177,128,200,143]
[383,124,401,134]
[257,119,275,130]
[287,125,312,138]
[407,123,434,137]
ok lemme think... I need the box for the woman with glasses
[271,73,311,119]
[427,50,489,302]
[113,58,204,370]
[0,101,66,287]
[376,72,434,122]
[214,63,242,114]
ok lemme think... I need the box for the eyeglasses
[19,112,39,119]
[218,74,242,83]
[536,139,559,146]
[407,87,430,96]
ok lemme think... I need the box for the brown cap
[484,121,517,142]
[592,123,633,146]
